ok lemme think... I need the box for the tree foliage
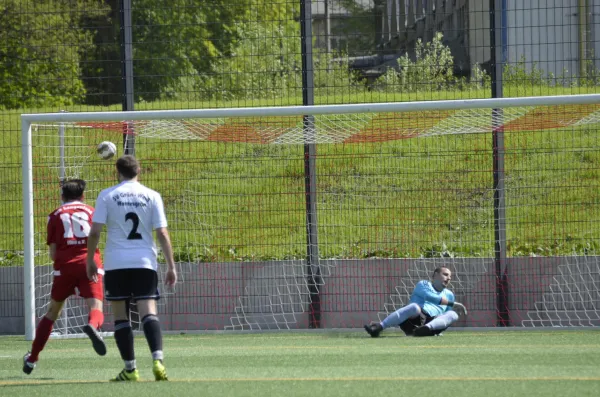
[0,0,106,109]
[82,0,299,104]
[1,0,372,108]
[194,21,362,102]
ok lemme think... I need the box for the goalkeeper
[364,267,467,337]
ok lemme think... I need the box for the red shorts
[51,265,104,302]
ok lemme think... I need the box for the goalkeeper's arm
[414,281,455,307]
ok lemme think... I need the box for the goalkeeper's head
[432,266,452,290]
[61,179,86,202]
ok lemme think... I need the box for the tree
[81,0,299,104]
[0,0,106,109]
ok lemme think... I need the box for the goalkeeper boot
[22,352,35,375]
[364,321,383,338]
[152,359,168,381]
[111,368,140,382]
[413,325,435,337]
[82,324,107,356]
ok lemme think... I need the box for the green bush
[503,56,547,87]
[375,32,456,92]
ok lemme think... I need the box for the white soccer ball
[97,141,117,160]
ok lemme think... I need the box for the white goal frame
[21,93,600,340]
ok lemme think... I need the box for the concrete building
[375,0,597,79]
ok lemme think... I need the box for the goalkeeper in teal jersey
[364,267,467,337]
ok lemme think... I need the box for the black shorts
[399,311,442,336]
[104,268,160,302]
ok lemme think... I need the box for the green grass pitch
[1,330,599,396]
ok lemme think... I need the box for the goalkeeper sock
[114,320,135,364]
[142,314,164,361]
[88,309,104,330]
[426,311,459,331]
[29,316,54,362]
[381,303,421,329]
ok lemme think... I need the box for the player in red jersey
[23,179,107,375]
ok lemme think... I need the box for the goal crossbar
[21,94,600,123]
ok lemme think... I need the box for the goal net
[21,95,600,339]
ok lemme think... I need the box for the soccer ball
[97,141,117,160]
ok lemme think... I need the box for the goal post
[22,115,35,341]
[22,94,600,339]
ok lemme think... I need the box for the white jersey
[92,180,168,271]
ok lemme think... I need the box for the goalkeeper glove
[453,302,468,316]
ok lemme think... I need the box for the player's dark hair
[61,179,86,201]
[432,267,450,277]
[116,155,140,179]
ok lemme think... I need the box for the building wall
[379,0,595,79]
[505,0,580,79]
[468,0,490,68]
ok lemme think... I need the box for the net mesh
[72,104,600,144]
[28,101,600,332]
[523,256,600,327]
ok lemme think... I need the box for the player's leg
[23,272,74,374]
[137,299,168,381]
[133,269,167,381]
[365,303,421,337]
[78,269,106,356]
[84,297,104,330]
[23,298,65,374]
[414,311,459,337]
[104,269,139,381]
[82,297,106,356]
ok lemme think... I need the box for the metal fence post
[490,0,510,326]
[120,0,135,155]
[300,0,321,328]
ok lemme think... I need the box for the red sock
[88,309,104,330]
[29,316,54,362]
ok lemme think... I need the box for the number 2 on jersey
[125,212,143,240]
[60,212,91,238]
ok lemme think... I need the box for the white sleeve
[92,193,108,224]
[152,193,168,229]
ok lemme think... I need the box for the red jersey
[47,201,102,271]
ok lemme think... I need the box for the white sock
[124,359,136,371]
[426,311,459,331]
[381,303,421,329]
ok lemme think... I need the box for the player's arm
[48,244,57,261]
[152,193,177,286]
[155,227,177,286]
[413,281,455,306]
[87,194,107,282]
[46,215,57,261]
[86,222,104,282]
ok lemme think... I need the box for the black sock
[142,314,163,360]
[114,320,135,362]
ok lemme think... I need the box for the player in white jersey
[86,155,177,382]
[364,267,467,337]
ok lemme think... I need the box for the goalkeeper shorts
[399,311,444,336]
